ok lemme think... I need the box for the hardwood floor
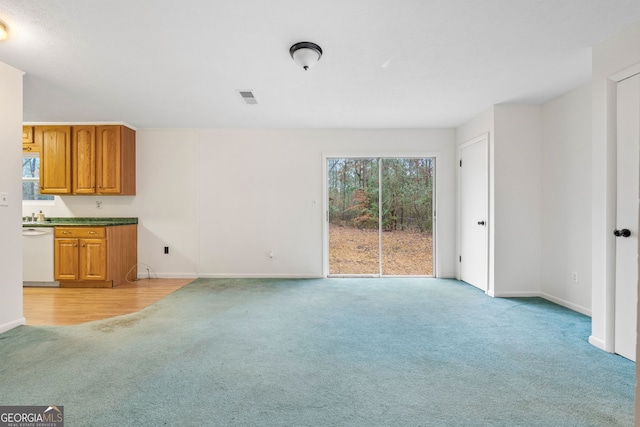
[23,278,194,326]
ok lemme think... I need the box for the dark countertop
[22,217,138,227]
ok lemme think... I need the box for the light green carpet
[0,278,634,426]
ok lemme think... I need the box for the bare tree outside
[22,156,54,201]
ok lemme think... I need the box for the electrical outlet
[96,201,102,209]
[0,192,8,206]
[164,246,169,254]
[571,272,579,283]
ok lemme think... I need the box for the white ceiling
[0,0,639,129]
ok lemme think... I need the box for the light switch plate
[0,192,7,206]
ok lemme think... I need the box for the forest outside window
[23,152,54,202]
[327,157,435,277]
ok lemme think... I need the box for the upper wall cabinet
[95,125,136,195]
[37,124,136,196]
[23,126,34,143]
[37,126,72,194]
[22,126,39,153]
[72,125,136,195]
[72,125,97,194]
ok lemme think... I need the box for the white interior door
[614,73,640,361]
[459,135,489,291]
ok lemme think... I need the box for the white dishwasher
[22,227,59,287]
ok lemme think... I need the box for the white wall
[26,128,457,278]
[197,129,457,277]
[455,108,494,145]
[590,21,640,352]
[541,84,592,315]
[0,61,25,333]
[456,108,494,288]
[456,93,593,314]
[493,105,542,297]
[456,105,543,298]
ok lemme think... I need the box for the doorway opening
[326,157,435,277]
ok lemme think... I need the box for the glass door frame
[322,153,438,278]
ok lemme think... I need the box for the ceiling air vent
[236,90,258,105]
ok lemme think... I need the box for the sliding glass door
[327,157,435,277]
[380,158,434,275]
[327,159,380,275]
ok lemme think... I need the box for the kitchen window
[22,152,54,202]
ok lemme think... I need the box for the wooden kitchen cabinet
[35,124,135,195]
[22,126,40,153]
[54,237,80,280]
[36,126,72,194]
[72,125,96,194]
[95,125,136,195]
[54,225,137,287]
[23,126,34,143]
[80,238,107,280]
[72,125,136,195]
[56,238,106,280]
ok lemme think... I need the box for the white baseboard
[540,292,591,316]
[489,290,592,317]
[0,317,26,334]
[136,273,321,279]
[136,272,199,279]
[588,335,610,352]
[490,290,540,298]
[198,273,322,279]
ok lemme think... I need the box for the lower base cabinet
[54,225,137,287]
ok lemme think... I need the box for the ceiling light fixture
[289,42,322,71]
[0,21,8,41]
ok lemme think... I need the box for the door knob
[477,221,486,226]
[614,229,631,237]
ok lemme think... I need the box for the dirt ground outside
[329,226,433,276]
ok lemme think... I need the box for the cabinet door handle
[88,231,97,235]
[73,244,78,247]
[62,231,71,235]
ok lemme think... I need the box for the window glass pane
[381,158,434,275]
[22,181,53,200]
[22,154,54,201]
[328,158,380,275]
[22,156,40,178]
